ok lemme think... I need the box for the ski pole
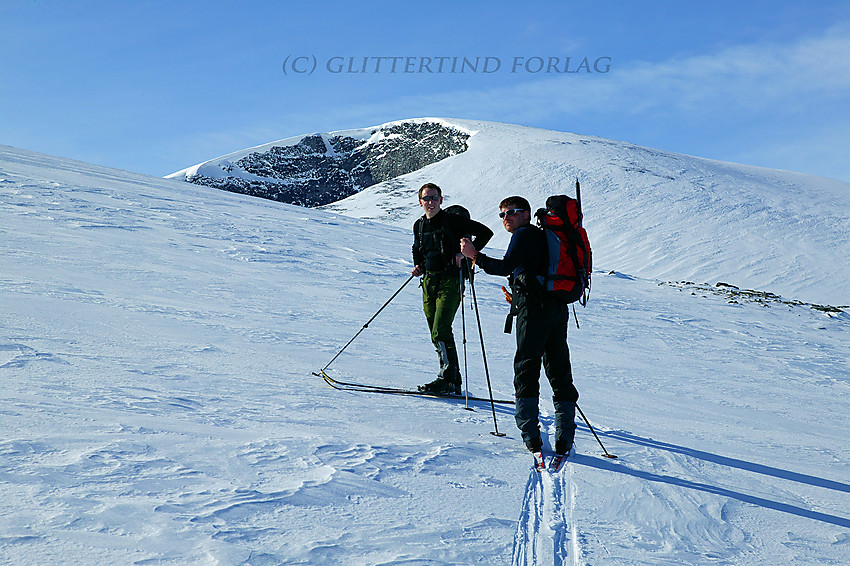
[321,273,415,372]
[459,274,472,411]
[576,403,617,459]
[466,259,505,437]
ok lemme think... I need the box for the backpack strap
[441,213,457,260]
[417,215,426,257]
[417,212,459,274]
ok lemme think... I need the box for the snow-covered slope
[171,118,850,305]
[325,119,850,307]
[3,145,850,565]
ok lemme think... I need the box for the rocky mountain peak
[184,121,470,207]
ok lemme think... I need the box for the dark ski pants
[513,294,579,448]
[421,273,462,381]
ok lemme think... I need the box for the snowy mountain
[170,118,850,306]
[2,144,849,565]
[167,121,470,207]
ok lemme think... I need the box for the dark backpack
[443,204,470,221]
[417,204,473,278]
[534,195,591,306]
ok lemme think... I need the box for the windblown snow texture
[4,140,849,565]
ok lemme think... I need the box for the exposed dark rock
[658,279,847,316]
[186,121,470,207]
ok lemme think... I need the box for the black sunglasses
[499,208,526,219]
[420,195,441,202]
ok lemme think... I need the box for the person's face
[499,206,530,233]
[419,189,442,217]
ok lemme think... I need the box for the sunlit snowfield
[2,141,849,564]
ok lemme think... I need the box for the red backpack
[535,191,592,306]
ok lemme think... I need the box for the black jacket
[412,210,493,274]
[476,224,546,284]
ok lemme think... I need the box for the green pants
[422,273,461,345]
[422,273,462,381]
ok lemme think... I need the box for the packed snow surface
[2,144,849,565]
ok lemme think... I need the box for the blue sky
[2,0,849,181]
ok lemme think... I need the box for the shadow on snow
[572,429,850,529]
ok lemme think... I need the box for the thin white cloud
[328,23,850,179]
[612,24,850,114]
[332,23,850,122]
[175,25,850,180]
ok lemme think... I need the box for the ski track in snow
[511,417,578,566]
[514,404,850,565]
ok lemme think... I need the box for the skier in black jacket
[460,196,578,457]
[412,183,493,395]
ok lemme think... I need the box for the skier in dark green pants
[412,183,492,395]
